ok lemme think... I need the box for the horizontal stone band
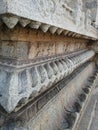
[0,50,95,113]
[0,0,97,39]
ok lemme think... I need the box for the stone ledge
[0,61,93,128]
[0,49,95,113]
[9,61,95,130]
[0,49,87,68]
[25,63,96,130]
[0,0,97,39]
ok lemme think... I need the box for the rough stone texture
[0,61,95,130]
[91,41,98,53]
[0,40,87,60]
[0,41,28,59]
[0,0,97,130]
[76,78,98,130]
[0,0,97,39]
[0,25,88,50]
[15,62,95,130]
[0,49,94,113]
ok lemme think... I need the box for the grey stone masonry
[0,1,97,130]
[0,0,97,39]
[0,61,96,130]
[0,49,95,113]
[76,77,98,130]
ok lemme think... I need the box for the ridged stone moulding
[0,0,98,39]
[0,49,95,113]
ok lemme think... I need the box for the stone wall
[0,0,97,130]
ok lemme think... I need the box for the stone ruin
[0,0,98,130]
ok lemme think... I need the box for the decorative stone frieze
[0,14,97,40]
[0,0,98,39]
[0,61,95,129]
[0,49,95,113]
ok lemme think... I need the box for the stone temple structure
[0,0,98,130]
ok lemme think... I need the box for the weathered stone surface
[0,61,95,130]
[0,40,87,60]
[2,16,19,29]
[0,0,97,39]
[0,50,95,113]
[0,41,28,59]
[76,80,98,130]
[0,1,97,130]
[19,62,94,130]
[91,41,98,53]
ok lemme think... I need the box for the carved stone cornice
[0,14,97,40]
[0,49,95,113]
[0,0,98,40]
[0,61,95,129]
